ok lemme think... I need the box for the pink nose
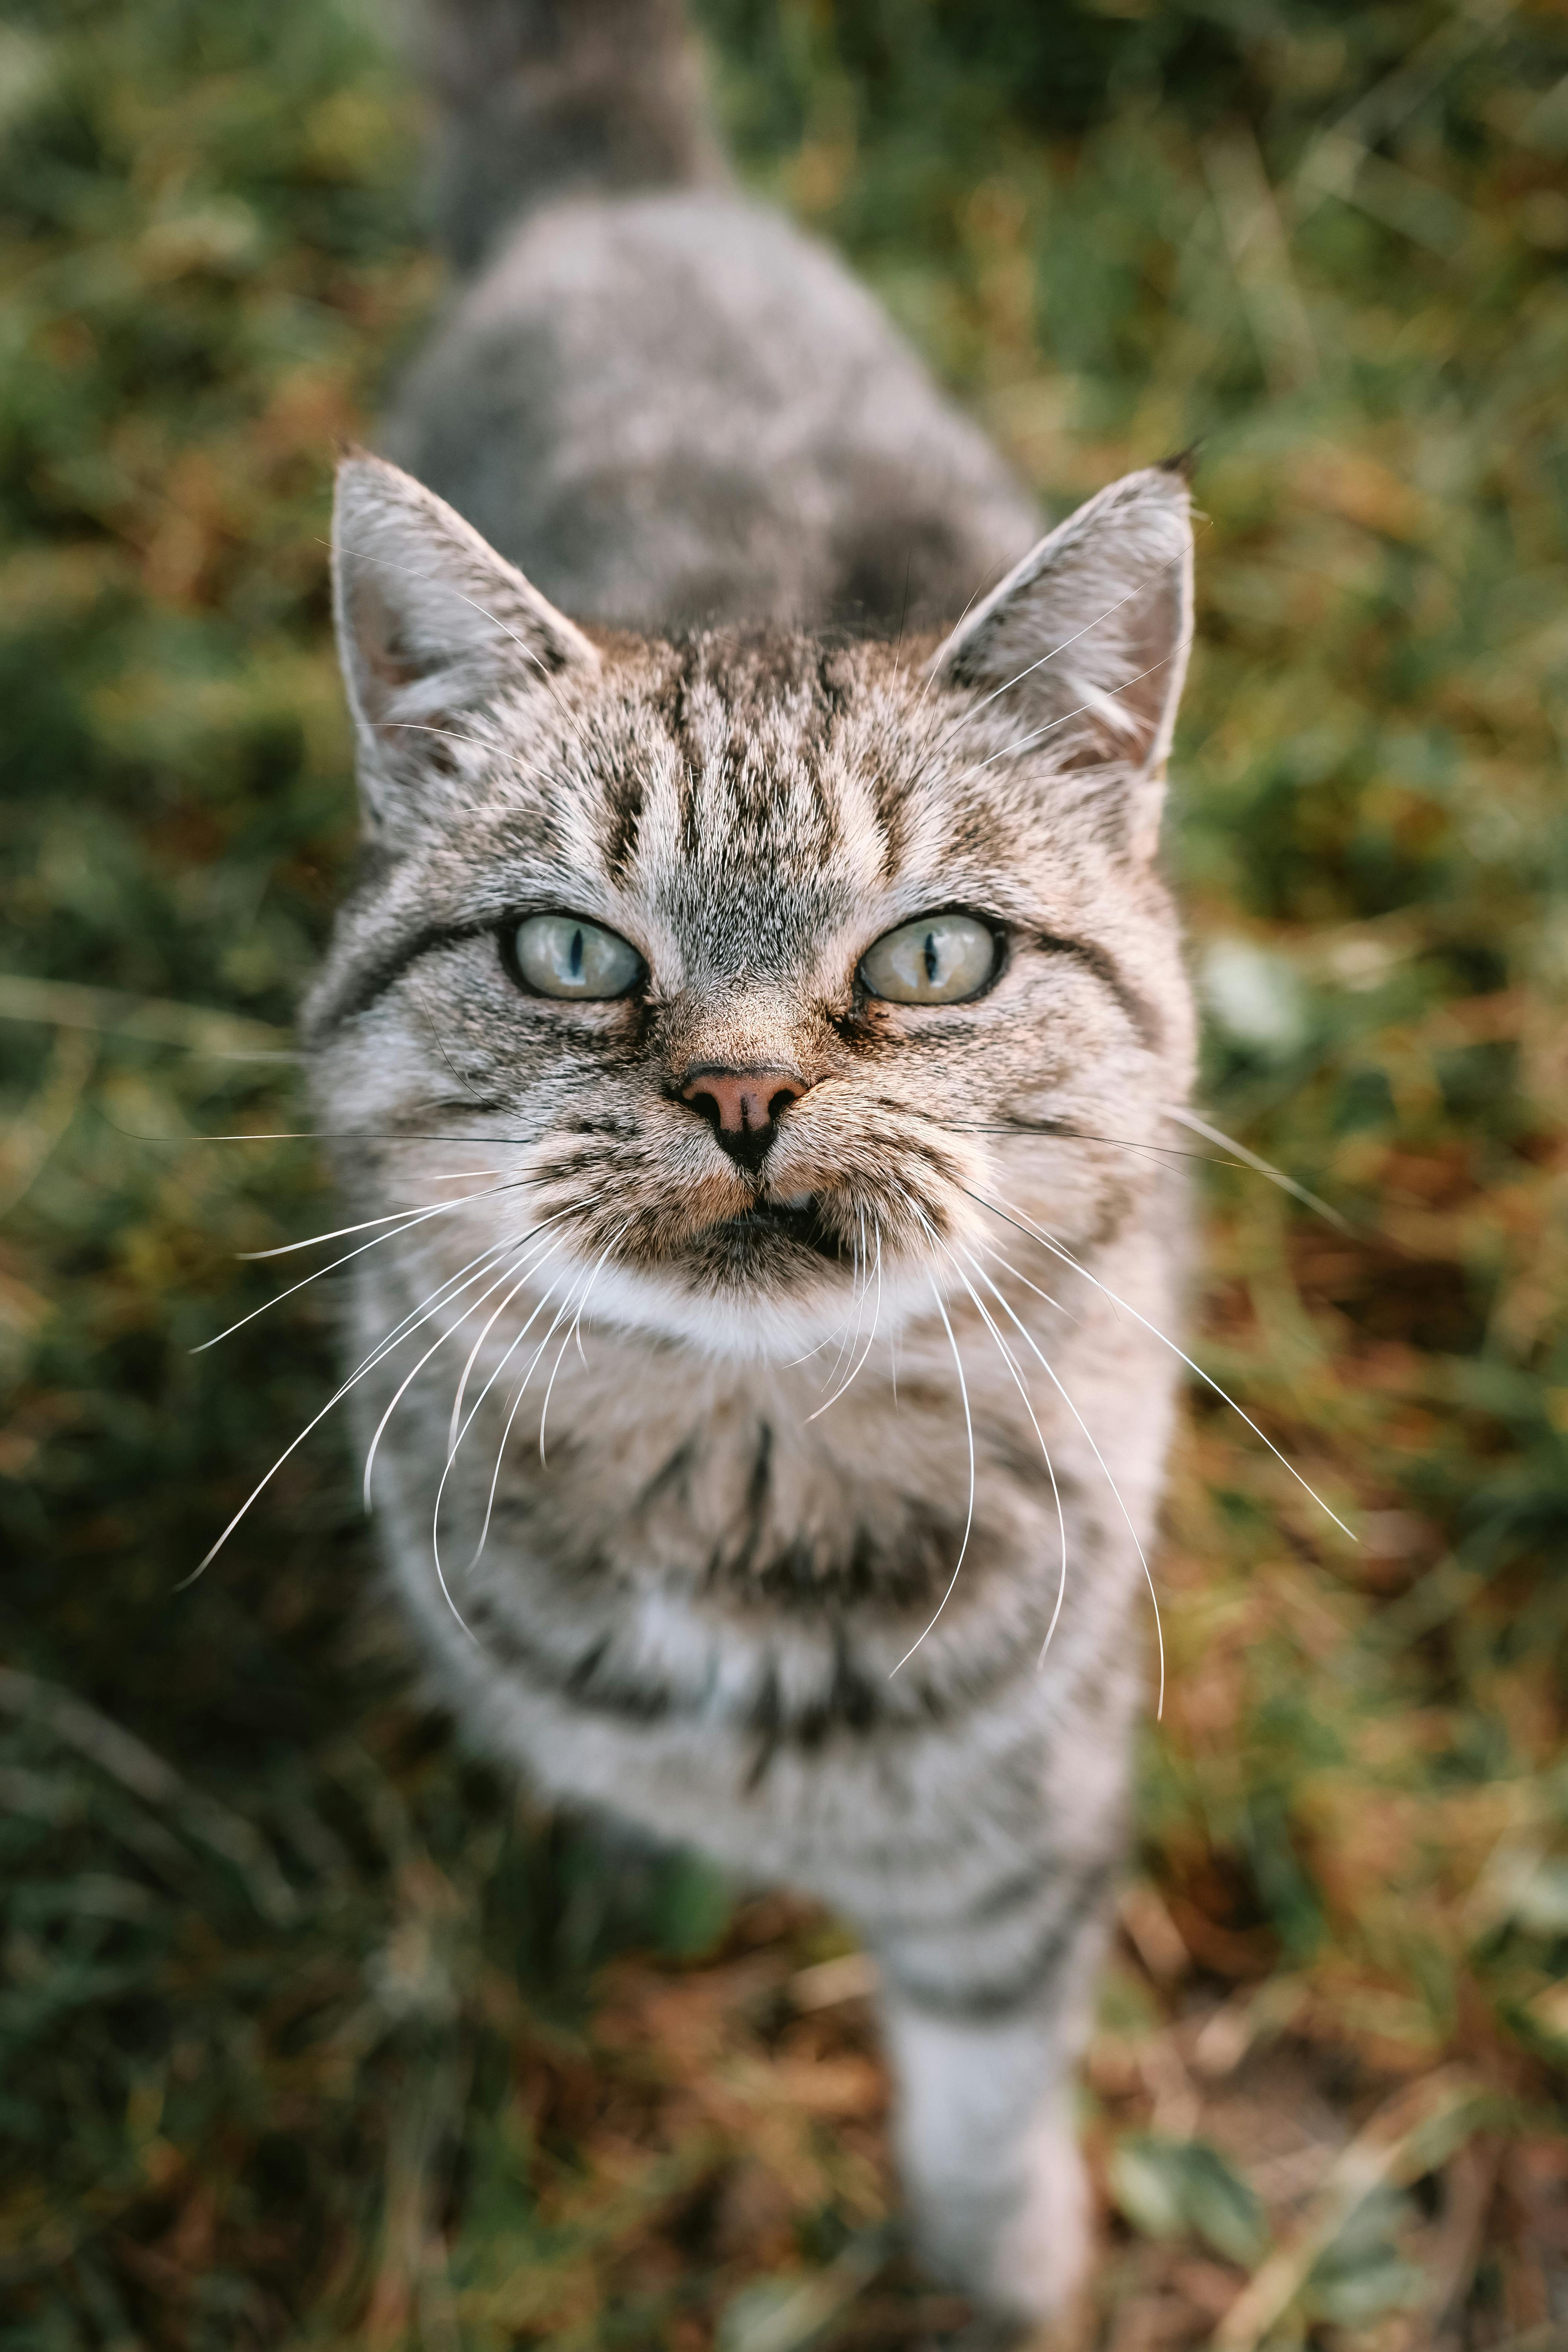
[679,1065,810,1170]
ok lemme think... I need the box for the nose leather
[680,1064,810,1171]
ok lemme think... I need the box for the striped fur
[306,3,1199,2321]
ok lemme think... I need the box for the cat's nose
[679,1065,810,1172]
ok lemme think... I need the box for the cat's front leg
[870,1859,1115,2325]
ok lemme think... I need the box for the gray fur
[308,4,1199,2322]
[383,189,1041,633]
[422,0,729,270]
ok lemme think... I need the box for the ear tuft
[332,453,597,830]
[930,466,1194,853]
[1158,443,1201,482]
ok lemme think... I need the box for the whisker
[191,1178,533,1354]
[818,1210,869,1395]
[806,1218,883,1422]
[974,634,1194,772]
[336,541,593,760]
[961,1250,1165,1716]
[971,1237,1076,1325]
[888,1279,975,1677]
[1162,1105,1352,1233]
[439,1258,573,1488]
[440,1205,587,1453]
[949,1250,1070,1671]
[461,1273,585,1575]
[945,1106,1354,1238]
[361,1211,576,1504]
[782,1335,836,1369]
[901,1201,1070,1666]
[237,1178,520,1262]
[538,1220,633,1465]
[124,1130,538,1147]
[446,1261,533,1456]
[968,1186,1356,1540]
[361,1236,560,1511]
[406,966,498,1114]
[423,1259,581,1636]
[181,1225,542,1586]
[370,719,502,755]
[943,1118,1241,1169]
[912,573,988,715]
[932,534,1200,752]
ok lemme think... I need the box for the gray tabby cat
[306,0,1196,2323]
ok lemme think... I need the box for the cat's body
[305,2,1198,2321]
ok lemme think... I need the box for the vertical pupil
[568,926,584,980]
[922,931,940,986]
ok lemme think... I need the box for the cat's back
[383,8,1039,632]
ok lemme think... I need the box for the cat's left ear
[332,451,599,836]
[930,463,1193,859]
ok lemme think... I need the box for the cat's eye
[504,912,643,999]
[859,912,999,1006]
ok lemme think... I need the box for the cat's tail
[421,0,729,271]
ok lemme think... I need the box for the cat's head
[306,454,1197,1360]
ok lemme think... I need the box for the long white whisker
[422,1259,578,1638]
[441,1262,571,1485]
[192,1184,530,1355]
[781,1336,836,1368]
[337,542,592,757]
[913,574,987,714]
[460,1271,586,1576]
[538,1221,632,1465]
[948,1250,1069,1671]
[974,635,1194,772]
[371,719,504,755]
[969,1187,1355,1540]
[237,1179,517,1261]
[971,1237,1079,1326]
[445,1211,576,1454]
[1163,1104,1351,1233]
[360,1240,560,1513]
[807,1219,884,1422]
[889,1279,976,1677]
[819,1209,868,1394]
[182,1228,534,1586]
[961,1251,1165,1718]
[835,1206,874,1388]
[341,1231,536,1389]
[902,1204,1070,1670]
[934,537,1198,748]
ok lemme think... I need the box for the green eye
[505,913,643,1000]
[860,912,999,1006]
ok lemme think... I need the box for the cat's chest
[353,1254,1160,1664]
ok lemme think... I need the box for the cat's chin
[577,1250,934,1364]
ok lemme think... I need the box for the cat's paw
[982,2111,1093,2324]
[910,2105,1093,2328]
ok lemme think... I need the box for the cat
[304,0,1196,2324]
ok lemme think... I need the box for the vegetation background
[3,0,1568,2343]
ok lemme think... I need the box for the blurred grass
[2,0,1567,2343]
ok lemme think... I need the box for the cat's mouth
[700,1191,848,1266]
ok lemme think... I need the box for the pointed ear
[930,464,1194,856]
[331,452,598,832]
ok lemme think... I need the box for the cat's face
[306,458,1196,1360]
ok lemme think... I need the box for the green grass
[2,1,1567,2343]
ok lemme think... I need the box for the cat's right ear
[332,452,598,835]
